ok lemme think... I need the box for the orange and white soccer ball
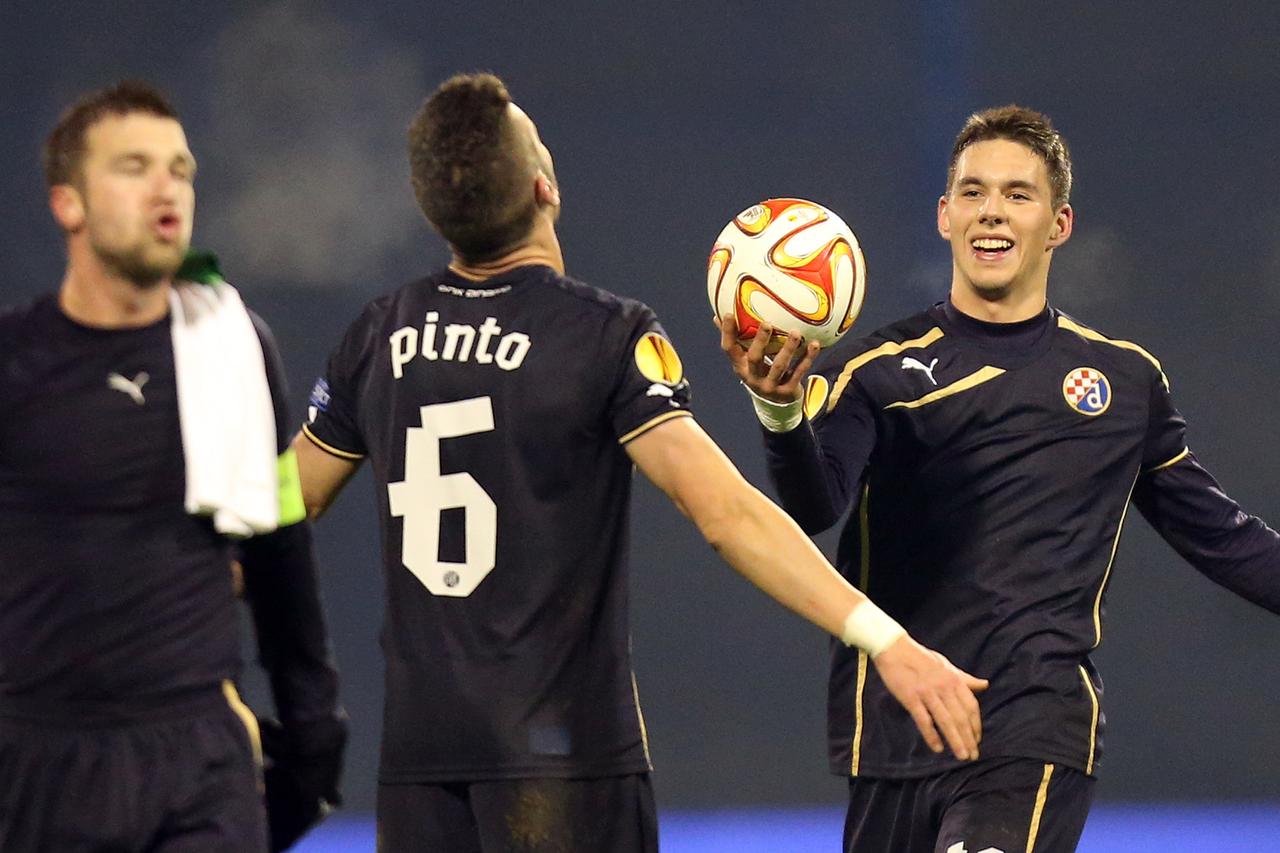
[707,198,866,353]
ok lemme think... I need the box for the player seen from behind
[293,71,987,852]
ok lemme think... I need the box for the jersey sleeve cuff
[617,410,692,445]
[301,422,366,460]
[742,382,804,433]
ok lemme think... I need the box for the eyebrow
[956,176,1041,193]
[109,151,198,172]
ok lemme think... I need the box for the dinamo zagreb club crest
[1062,367,1111,416]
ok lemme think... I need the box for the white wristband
[742,382,804,433]
[840,600,906,658]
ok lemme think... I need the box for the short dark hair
[408,72,539,262]
[946,105,1072,209]
[42,80,179,188]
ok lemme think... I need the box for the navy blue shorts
[0,687,266,852]
[845,757,1095,853]
[378,773,658,853]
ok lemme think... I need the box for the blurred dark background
[4,0,1278,815]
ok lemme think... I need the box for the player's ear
[50,183,85,233]
[535,171,560,208]
[1047,203,1073,249]
[936,195,951,241]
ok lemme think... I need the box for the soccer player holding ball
[720,106,1280,852]
[293,72,986,852]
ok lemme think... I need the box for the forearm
[691,474,901,655]
[748,381,872,534]
[629,417,901,653]
[239,521,342,725]
[762,420,849,534]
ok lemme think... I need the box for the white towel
[169,279,280,537]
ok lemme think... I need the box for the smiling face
[937,137,1072,312]
[65,112,196,286]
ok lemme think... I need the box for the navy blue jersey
[303,264,692,782]
[764,301,1280,779]
[0,293,294,711]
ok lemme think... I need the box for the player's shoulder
[867,309,943,350]
[0,294,58,352]
[243,305,280,352]
[818,307,940,375]
[324,275,436,353]
[360,277,424,325]
[547,270,656,326]
[1052,308,1168,383]
[0,294,54,329]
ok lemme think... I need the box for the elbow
[303,492,332,522]
[679,494,741,555]
[698,513,738,555]
[795,509,838,537]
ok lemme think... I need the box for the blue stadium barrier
[295,804,1280,851]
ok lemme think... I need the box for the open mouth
[152,213,182,241]
[971,237,1013,260]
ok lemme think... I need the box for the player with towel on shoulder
[0,80,345,852]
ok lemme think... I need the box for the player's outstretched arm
[293,432,362,520]
[625,416,987,760]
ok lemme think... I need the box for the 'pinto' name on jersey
[388,312,531,378]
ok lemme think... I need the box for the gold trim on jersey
[1025,763,1055,852]
[1092,472,1140,648]
[827,327,945,413]
[1147,446,1189,473]
[851,650,868,776]
[851,483,871,775]
[630,670,653,770]
[857,483,871,591]
[1078,665,1100,774]
[617,409,692,445]
[1056,316,1169,390]
[884,366,1007,410]
[302,423,366,460]
[222,680,264,774]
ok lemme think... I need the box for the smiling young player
[722,105,1280,852]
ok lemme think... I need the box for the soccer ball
[707,198,866,353]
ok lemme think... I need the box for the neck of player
[450,216,565,281]
[59,244,172,329]
[948,272,1049,324]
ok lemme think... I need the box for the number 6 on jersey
[387,397,497,597]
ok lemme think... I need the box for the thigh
[0,716,157,853]
[0,719,85,853]
[148,702,268,853]
[844,776,937,853]
[935,758,1095,853]
[377,782,482,853]
[470,774,658,853]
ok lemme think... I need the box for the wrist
[742,382,803,433]
[840,600,906,658]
